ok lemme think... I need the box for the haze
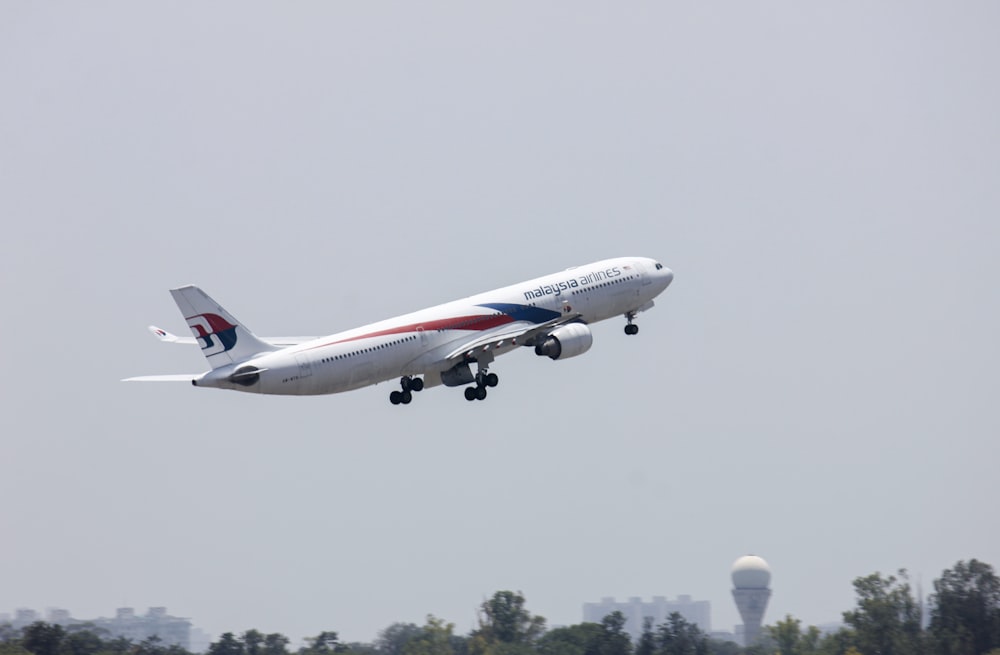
[1,1,998,645]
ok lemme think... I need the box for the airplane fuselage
[191,257,673,398]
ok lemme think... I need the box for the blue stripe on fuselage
[478,303,561,324]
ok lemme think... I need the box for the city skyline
[583,594,712,638]
[0,606,193,650]
[0,578,847,649]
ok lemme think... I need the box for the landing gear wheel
[475,386,488,400]
[625,323,639,335]
[464,387,478,401]
[394,377,422,405]
[485,373,499,388]
[400,376,423,392]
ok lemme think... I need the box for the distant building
[47,609,72,624]
[94,607,191,648]
[2,607,191,650]
[731,555,772,647]
[583,595,711,639]
[13,609,40,627]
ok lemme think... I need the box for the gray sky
[2,1,998,645]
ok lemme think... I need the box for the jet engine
[534,323,593,360]
[230,365,261,387]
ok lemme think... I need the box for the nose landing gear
[624,311,639,335]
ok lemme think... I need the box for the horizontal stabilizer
[148,324,314,347]
[122,374,200,382]
[253,336,316,346]
[149,325,196,344]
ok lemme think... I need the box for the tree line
[2,559,998,655]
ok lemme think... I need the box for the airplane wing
[147,325,315,347]
[443,313,583,364]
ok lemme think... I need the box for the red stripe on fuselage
[302,313,515,352]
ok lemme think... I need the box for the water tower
[731,554,772,646]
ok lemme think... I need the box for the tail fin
[169,285,277,369]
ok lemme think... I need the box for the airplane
[124,257,674,404]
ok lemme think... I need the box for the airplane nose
[662,267,674,287]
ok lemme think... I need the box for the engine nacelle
[534,323,593,360]
[230,365,261,387]
[441,362,475,387]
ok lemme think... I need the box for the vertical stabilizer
[169,286,277,369]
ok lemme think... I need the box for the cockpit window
[655,262,663,270]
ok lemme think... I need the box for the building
[1,607,191,650]
[731,555,772,647]
[11,609,40,628]
[583,595,711,640]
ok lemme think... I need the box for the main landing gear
[464,370,499,402]
[389,376,424,405]
[624,311,640,335]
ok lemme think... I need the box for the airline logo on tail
[186,313,238,356]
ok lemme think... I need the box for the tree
[242,632,265,655]
[209,633,246,655]
[657,613,707,655]
[22,623,65,655]
[469,591,546,655]
[930,559,1000,655]
[589,613,631,655]
[300,633,347,655]
[376,625,422,655]
[262,634,291,655]
[703,640,740,655]
[342,644,378,655]
[135,635,166,655]
[842,570,924,655]
[0,646,30,655]
[98,636,133,655]
[477,592,546,645]
[536,624,602,655]
[634,619,655,655]
[0,624,19,644]
[770,615,802,655]
[61,631,104,655]
[402,616,455,655]
[813,628,858,655]
[800,626,820,655]
[766,615,821,655]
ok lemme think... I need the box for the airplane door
[416,326,429,346]
[638,260,653,286]
[295,354,313,379]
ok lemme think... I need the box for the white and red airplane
[125,257,673,404]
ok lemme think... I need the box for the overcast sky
[2,1,998,646]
